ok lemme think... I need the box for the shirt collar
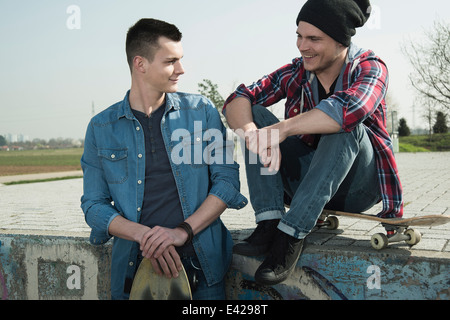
[117,91,181,120]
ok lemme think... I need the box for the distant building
[4,133,30,143]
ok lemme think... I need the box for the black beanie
[296,0,372,47]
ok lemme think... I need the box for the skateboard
[129,257,192,300]
[317,209,450,250]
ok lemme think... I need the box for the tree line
[0,136,83,149]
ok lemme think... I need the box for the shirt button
[136,127,140,131]
[110,154,116,159]
[129,261,134,267]
[294,109,298,113]
[137,207,141,212]
[137,180,142,185]
[138,154,143,159]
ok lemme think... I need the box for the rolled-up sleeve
[209,174,248,210]
[223,62,296,112]
[318,56,388,133]
[205,101,248,210]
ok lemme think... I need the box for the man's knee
[251,105,280,128]
[319,124,366,149]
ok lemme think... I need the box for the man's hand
[148,245,182,279]
[139,226,187,278]
[245,126,283,174]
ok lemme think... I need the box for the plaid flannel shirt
[224,44,403,218]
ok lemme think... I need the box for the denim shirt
[81,91,248,299]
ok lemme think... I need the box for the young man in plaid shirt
[224,0,403,285]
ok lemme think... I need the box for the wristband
[178,222,194,244]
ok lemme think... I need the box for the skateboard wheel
[326,216,339,230]
[405,228,421,246]
[371,233,388,250]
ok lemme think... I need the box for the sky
[0,0,449,140]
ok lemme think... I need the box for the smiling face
[139,36,185,94]
[296,21,347,78]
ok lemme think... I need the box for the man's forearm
[276,108,341,141]
[185,195,227,236]
[224,97,257,132]
[138,195,227,263]
[226,97,340,138]
[108,215,150,243]
[108,195,226,249]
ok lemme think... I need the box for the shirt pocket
[175,130,207,168]
[98,148,128,184]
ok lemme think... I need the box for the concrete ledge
[1,231,449,300]
[226,229,450,300]
[226,246,450,300]
[0,233,111,300]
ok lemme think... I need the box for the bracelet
[178,222,194,244]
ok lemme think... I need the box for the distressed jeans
[244,105,381,239]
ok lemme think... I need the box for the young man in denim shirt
[224,0,403,285]
[81,19,247,300]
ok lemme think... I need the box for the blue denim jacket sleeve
[80,121,120,245]
[203,101,248,209]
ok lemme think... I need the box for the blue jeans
[182,256,226,300]
[244,105,381,239]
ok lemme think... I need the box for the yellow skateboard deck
[129,258,192,300]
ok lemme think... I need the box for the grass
[399,133,450,152]
[0,148,83,166]
[0,148,83,176]
[398,143,430,153]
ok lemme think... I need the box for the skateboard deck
[129,258,192,300]
[318,209,450,250]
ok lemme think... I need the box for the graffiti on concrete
[24,243,98,299]
[227,254,393,300]
[239,279,284,300]
[302,266,348,299]
[1,269,8,300]
[233,266,348,300]
[0,235,111,300]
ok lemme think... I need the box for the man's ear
[133,56,146,73]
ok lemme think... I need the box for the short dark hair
[126,18,182,72]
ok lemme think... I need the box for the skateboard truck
[370,227,421,250]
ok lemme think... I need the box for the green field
[0,148,83,176]
[399,133,450,152]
